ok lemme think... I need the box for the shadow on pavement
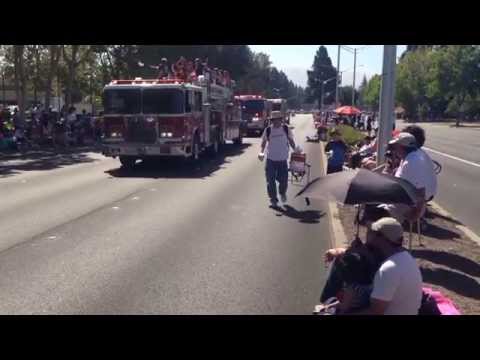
[0,147,101,178]
[105,144,251,180]
[412,249,480,278]
[421,222,462,240]
[271,204,325,224]
[420,267,480,300]
[424,208,462,226]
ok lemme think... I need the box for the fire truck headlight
[161,132,167,137]
[146,117,155,123]
[167,132,173,138]
[252,117,260,121]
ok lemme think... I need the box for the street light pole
[377,45,397,166]
[352,48,357,106]
[320,76,338,111]
[321,81,325,110]
[336,45,341,108]
[90,74,94,115]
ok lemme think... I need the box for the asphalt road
[0,114,331,314]
[397,120,480,235]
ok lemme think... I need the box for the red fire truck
[235,95,271,136]
[101,76,245,168]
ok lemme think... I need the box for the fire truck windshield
[103,89,141,115]
[272,103,282,111]
[143,89,184,114]
[241,100,265,113]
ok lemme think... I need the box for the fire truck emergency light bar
[109,78,186,85]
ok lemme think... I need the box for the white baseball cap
[371,217,404,245]
[389,132,417,148]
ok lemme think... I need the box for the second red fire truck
[234,95,271,136]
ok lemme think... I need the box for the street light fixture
[320,76,338,110]
[1,69,5,109]
[340,46,370,106]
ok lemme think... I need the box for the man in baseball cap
[347,217,423,315]
[376,130,436,223]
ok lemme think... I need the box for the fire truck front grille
[125,117,156,144]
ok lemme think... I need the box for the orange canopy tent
[334,106,361,116]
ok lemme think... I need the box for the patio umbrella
[296,168,418,206]
[334,106,361,116]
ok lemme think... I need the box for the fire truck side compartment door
[203,102,211,145]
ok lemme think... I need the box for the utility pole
[352,48,357,106]
[377,45,397,166]
[2,70,5,108]
[335,45,341,108]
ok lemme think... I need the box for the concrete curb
[428,201,480,247]
[320,141,349,249]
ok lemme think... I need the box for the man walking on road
[259,117,296,207]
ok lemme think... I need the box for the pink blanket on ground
[423,287,461,315]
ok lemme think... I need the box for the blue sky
[249,45,407,88]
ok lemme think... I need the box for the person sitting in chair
[378,132,436,224]
[402,125,437,201]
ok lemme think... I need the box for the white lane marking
[423,147,480,169]
[112,206,120,210]
[21,179,27,183]
[132,196,140,200]
[48,236,57,240]
[150,188,157,192]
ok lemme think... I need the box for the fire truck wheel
[233,135,243,146]
[119,156,137,169]
[207,132,220,157]
[191,134,201,163]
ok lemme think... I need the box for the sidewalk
[319,135,480,315]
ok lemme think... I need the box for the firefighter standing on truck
[258,117,297,207]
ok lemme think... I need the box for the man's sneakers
[270,194,287,208]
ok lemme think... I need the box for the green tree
[358,75,368,106]
[338,85,359,107]
[363,74,381,110]
[306,46,337,105]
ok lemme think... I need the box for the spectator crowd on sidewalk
[1,104,103,151]
[315,109,451,315]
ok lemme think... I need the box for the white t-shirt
[371,251,423,315]
[262,125,294,161]
[394,148,437,200]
